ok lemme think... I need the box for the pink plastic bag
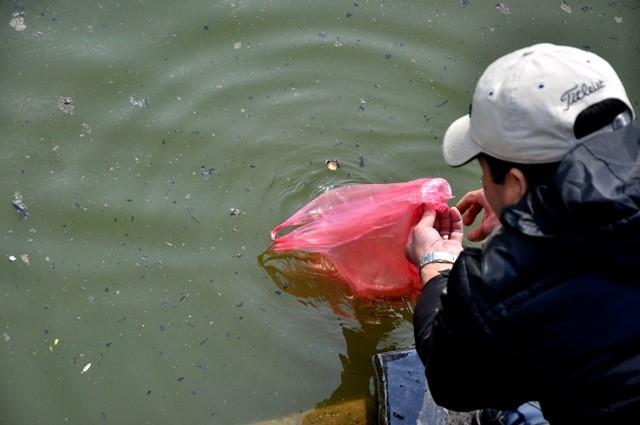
[270,178,452,300]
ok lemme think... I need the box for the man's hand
[405,206,464,284]
[456,189,500,242]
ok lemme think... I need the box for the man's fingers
[462,204,484,225]
[448,207,464,243]
[455,189,481,213]
[418,207,437,228]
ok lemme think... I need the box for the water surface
[1,1,638,423]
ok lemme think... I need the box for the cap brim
[442,115,481,167]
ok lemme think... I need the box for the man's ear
[505,168,528,203]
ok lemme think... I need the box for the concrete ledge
[373,347,473,425]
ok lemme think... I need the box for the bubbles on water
[496,3,510,15]
[9,13,26,32]
[129,95,149,107]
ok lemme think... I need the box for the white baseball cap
[443,43,634,167]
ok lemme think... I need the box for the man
[405,43,640,423]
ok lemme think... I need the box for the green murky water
[1,1,638,423]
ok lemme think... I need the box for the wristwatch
[419,252,458,269]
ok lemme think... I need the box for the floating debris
[201,167,216,180]
[81,363,92,374]
[496,3,510,15]
[49,338,60,352]
[81,122,92,134]
[358,155,365,168]
[129,95,149,108]
[560,1,571,13]
[8,255,17,262]
[73,202,88,211]
[12,202,28,219]
[20,254,30,265]
[58,97,74,115]
[229,208,240,216]
[233,41,242,49]
[10,12,26,32]
[12,191,28,219]
[325,159,340,170]
[186,206,199,223]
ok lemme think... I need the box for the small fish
[325,159,340,170]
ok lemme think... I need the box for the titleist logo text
[560,80,605,110]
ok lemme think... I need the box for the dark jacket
[413,124,640,424]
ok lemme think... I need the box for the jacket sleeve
[412,269,449,348]
[413,248,533,411]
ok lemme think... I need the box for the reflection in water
[258,248,415,415]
